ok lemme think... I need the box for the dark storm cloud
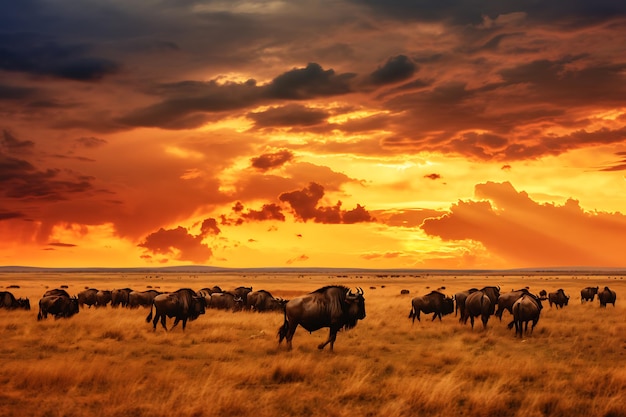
[279,182,374,224]
[248,104,329,129]
[250,150,294,171]
[120,63,356,129]
[352,0,626,27]
[369,55,417,86]
[0,84,37,100]
[138,226,213,263]
[0,33,120,81]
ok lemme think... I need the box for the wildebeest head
[442,297,454,316]
[68,297,80,316]
[18,298,31,310]
[343,287,366,329]
[190,295,206,319]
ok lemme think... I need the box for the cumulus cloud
[138,226,213,264]
[279,182,374,224]
[421,181,626,267]
[250,149,294,171]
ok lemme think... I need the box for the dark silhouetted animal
[111,288,132,307]
[0,291,30,310]
[495,289,533,323]
[463,286,500,329]
[146,288,206,331]
[598,287,616,307]
[454,288,478,322]
[538,290,547,300]
[43,288,71,298]
[37,295,79,320]
[512,294,543,337]
[198,286,222,296]
[548,289,569,308]
[278,286,365,351]
[581,286,599,303]
[206,292,245,311]
[230,286,253,304]
[128,290,161,308]
[400,289,410,295]
[246,290,286,312]
[408,291,454,323]
[77,288,98,308]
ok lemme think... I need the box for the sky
[2,1,626,269]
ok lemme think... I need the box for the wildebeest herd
[409,285,617,338]
[0,283,618,350]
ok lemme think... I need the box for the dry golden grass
[1,272,625,417]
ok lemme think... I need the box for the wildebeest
[277,286,365,351]
[454,288,478,322]
[111,288,133,307]
[512,294,543,337]
[230,286,253,304]
[408,291,454,323]
[128,290,161,308]
[400,289,410,295]
[146,288,206,331]
[0,291,31,310]
[598,287,616,307]
[538,290,547,300]
[246,290,286,312]
[198,286,223,296]
[463,286,500,329]
[37,295,79,320]
[206,292,245,311]
[95,290,112,307]
[495,289,533,321]
[548,289,570,308]
[581,286,599,303]
[43,288,71,298]
[77,288,98,308]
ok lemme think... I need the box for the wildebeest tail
[277,304,288,342]
[145,302,154,323]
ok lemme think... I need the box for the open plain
[0,271,625,417]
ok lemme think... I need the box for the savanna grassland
[1,271,625,417]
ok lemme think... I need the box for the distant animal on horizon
[278,286,365,351]
[408,291,454,323]
[581,287,599,303]
[598,287,616,307]
[0,291,30,310]
[146,288,206,331]
[512,294,543,337]
[548,289,569,308]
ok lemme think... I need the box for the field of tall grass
[1,272,625,417]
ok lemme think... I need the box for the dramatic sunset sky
[2,1,626,269]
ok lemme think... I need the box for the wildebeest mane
[311,285,349,294]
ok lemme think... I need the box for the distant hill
[0,265,625,275]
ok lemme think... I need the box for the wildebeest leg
[481,314,489,329]
[507,319,515,329]
[318,326,339,350]
[171,317,181,330]
[432,312,440,321]
[285,322,298,350]
[469,315,475,329]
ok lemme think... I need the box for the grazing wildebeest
[231,286,253,304]
[43,288,71,298]
[77,288,98,308]
[548,289,570,308]
[598,287,616,307]
[408,291,454,323]
[463,286,500,330]
[0,291,31,310]
[512,294,543,337]
[277,286,365,351]
[206,292,245,311]
[246,290,287,312]
[128,290,161,308]
[111,288,133,307]
[95,290,112,307]
[198,286,223,296]
[495,289,533,320]
[37,295,79,320]
[538,290,547,300]
[581,286,599,303]
[146,288,206,331]
[454,288,478,322]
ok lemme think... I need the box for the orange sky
[2,1,626,269]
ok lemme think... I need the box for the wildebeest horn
[357,287,363,295]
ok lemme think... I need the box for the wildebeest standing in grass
[598,287,616,307]
[43,288,71,298]
[548,289,570,308]
[206,292,245,311]
[111,288,133,307]
[96,290,112,307]
[454,288,477,323]
[146,288,206,331]
[581,286,599,303]
[463,286,500,330]
[231,286,253,305]
[278,286,365,351]
[128,290,161,308]
[0,291,30,310]
[37,295,79,320]
[77,288,98,308]
[495,288,535,329]
[512,294,543,337]
[408,291,454,323]
[246,290,287,312]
